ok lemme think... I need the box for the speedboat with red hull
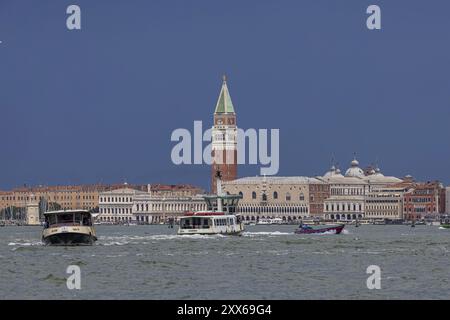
[295,223,345,234]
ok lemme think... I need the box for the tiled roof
[223,176,324,184]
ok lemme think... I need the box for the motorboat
[42,210,97,245]
[440,215,450,229]
[295,223,345,234]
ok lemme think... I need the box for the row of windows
[99,216,133,222]
[241,216,300,221]
[366,200,400,203]
[407,198,434,203]
[366,212,399,216]
[135,215,166,222]
[328,214,363,220]
[240,206,308,214]
[246,191,305,201]
[1,195,95,201]
[331,188,364,196]
[366,205,399,210]
[215,218,233,226]
[309,185,328,191]
[100,207,132,214]
[326,204,363,212]
[404,207,436,213]
[100,196,132,203]
[135,203,206,212]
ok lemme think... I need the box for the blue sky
[0,0,449,190]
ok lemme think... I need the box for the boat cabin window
[60,213,74,224]
[180,217,211,229]
[45,212,92,227]
[47,214,57,226]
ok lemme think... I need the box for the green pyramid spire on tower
[214,75,235,114]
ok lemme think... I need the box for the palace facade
[222,176,328,222]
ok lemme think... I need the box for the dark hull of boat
[295,224,345,234]
[43,233,97,246]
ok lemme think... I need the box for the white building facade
[98,186,148,223]
[133,193,207,224]
[319,158,403,221]
[365,187,409,220]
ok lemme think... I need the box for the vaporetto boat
[177,171,244,236]
[42,210,97,245]
[178,211,244,235]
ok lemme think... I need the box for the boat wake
[97,233,226,245]
[242,231,292,237]
[306,229,350,236]
[8,241,43,247]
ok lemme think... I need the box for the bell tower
[211,75,237,193]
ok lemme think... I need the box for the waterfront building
[98,184,148,223]
[319,158,403,221]
[403,181,446,221]
[133,192,207,224]
[98,184,206,224]
[222,176,327,222]
[0,184,120,212]
[364,187,409,221]
[319,164,366,221]
[211,75,238,193]
[446,187,450,214]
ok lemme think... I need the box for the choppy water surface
[1,225,449,299]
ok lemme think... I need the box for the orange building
[403,181,446,221]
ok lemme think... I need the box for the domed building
[323,165,344,178]
[345,158,365,177]
[319,156,404,222]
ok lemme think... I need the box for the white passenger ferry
[177,172,244,236]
